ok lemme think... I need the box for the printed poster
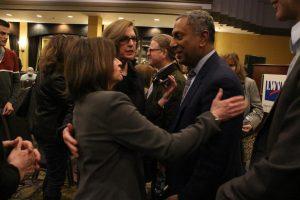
[261,74,287,113]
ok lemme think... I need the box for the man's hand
[158,75,177,107]
[3,137,41,170]
[2,102,14,116]
[7,138,36,180]
[62,123,79,157]
[2,139,18,148]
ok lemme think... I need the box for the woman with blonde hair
[64,37,246,200]
[223,53,264,169]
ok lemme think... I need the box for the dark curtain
[9,35,19,53]
[29,36,41,70]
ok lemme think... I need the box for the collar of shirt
[287,21,300,77]
[157,61,174,74]
[180,50,216,103]
[192,49,216,76]
[291,21,300,54]
[291,21,300,47]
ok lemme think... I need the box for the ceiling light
[68,15,73,18]
[6,14,12,17]
[118,17,124,20]
[154,18,160,22]
[36,15,42,18]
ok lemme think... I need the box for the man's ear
[162,49,168,58]
[199,30,209,47]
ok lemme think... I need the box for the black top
[113,60,145,114]
[35,71,73,141]
[0,141,20,200]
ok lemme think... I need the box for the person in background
[216,0,300,199]
[0,137,40,200]
[223,53,264,170]
[64,36,247,200]
[0,19,20,140]
[135,63,156,94]
[35,35,75,200]
[20,67,37,88]
[146,34,186,130]
[145,34,186,199]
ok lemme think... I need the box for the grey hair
[177,10,215,44]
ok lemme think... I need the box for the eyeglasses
[119,35,137,43]
[147,48,161,53]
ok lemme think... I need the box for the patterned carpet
[11,170,77,200]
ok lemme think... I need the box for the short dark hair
[64,37,116,101]
[177,10,215,44]
[0,19,10,28]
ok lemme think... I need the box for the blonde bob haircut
[103,19,138,49]
[64,37,116,100]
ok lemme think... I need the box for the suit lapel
[180,53,218,109]
[171,53,219,130]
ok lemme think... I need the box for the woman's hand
[62,123,79,157]
[210,88,248,121]
[242,124,253,132]
[158,75,177,107]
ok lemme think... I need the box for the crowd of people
[0,0,300,199]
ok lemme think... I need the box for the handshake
[3,137,41,180]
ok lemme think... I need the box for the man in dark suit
[167,10,244,200]
[216,0,300,199]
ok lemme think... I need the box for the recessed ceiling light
[154,18,160,22]
[118,17,124,20]
[68,15,73,18]
[36,15,42,18]
[6,14,12,17]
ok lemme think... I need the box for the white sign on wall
[261,74,287,113]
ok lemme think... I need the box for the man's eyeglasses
[147,48,161,53]
[119,35,137,43]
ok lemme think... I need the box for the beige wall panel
[215,32,293,65]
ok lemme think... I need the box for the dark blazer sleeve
[216,82,300,200]
[0,142,20,200]
[106,92,221,161]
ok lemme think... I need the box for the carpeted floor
[11,171,77,200]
